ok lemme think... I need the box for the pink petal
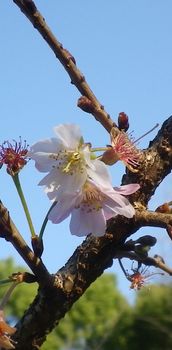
[70,207,106,237]
[113,183,140,195]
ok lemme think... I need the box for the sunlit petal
[53,124,82,149]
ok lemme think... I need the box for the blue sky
[1,1,172,301]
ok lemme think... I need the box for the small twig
[166,224,172,240]
[135,209,172,230]
[0,282,18,310]
[12,0,116,133]
[0,200,53,287]
[116,251,172,276]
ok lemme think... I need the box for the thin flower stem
[12,173,36,237]
[118,259,128,279]
[0,279,13,285]
[0,282,18,310]
[39,201,57,240]
[91,147,111,153]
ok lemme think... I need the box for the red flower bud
[77,96,95,114]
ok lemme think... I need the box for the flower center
[50,145,88,175]
[62,151,81,173]
[79,182,105,211]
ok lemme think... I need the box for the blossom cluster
[28,124,140,237]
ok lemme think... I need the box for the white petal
[39,167,87,201]
[87,159,112,187]
[29,137,61,153]
[104,195,135,218]
[28,138,62,172]
[29,152,58,172]
[70,207,106,237]
[48,194,77,223]
[82,145,95,170]
[53,124,82,149]
[39,169,58,187]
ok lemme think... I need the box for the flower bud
[118,112,129,131]
[77,96,95,114]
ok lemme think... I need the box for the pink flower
[48,181,140,237]
[0,138,28,176]
[101,128,142,172]
[28,124,112,201]
[128,266,164,290]
[0,310,16,349]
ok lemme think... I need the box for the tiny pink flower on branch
[128,266,164,291]
[0,138,28,176]
[101,128,142,172]
[0,310,16,349]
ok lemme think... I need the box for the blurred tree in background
[1,258,172,350]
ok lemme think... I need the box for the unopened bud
[63,48,76,65]
[118,112,129,131]
[136,235,157,247]
[155,203,171,213]
[77,96,95,114]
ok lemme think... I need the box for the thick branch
[12,0,116,133]
[13,204,172,349]
[0,201,52,287]
[123,116,172,206]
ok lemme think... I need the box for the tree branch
[12,0,116,133]
[6,2,172,349]
[117,251,172,276]
[0,201,53,287]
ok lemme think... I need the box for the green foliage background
[0,258,172,350]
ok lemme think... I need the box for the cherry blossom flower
[128,266,164,291]
[101,128,142,172]
[0,138,28,176]
[28,124,112,199]
[0,310,16,349]
[48,181,140,237]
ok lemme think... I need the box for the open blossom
[28,124,112,199]
[101,128,142,172]
[48,181,140,237]
[0,310,16,349]
[0,139,28,176]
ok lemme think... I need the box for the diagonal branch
[13,205,172,349]
[12,0,116,133]
[6,2,172,349]
[0,201,53,287]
